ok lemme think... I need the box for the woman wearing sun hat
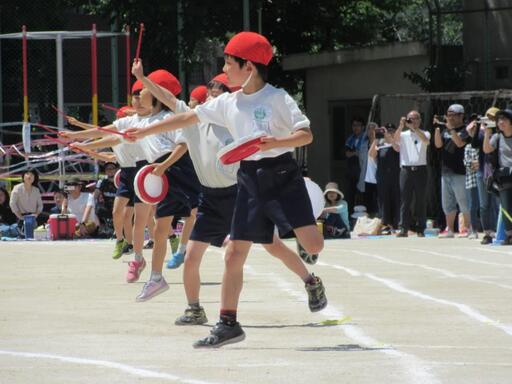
[321,182,350,238]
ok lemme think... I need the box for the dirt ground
[1,236,512,383]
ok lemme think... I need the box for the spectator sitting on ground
[62,177,99,238]
[49,189,66,215]
[0,187,18,237]
[320,182,350,239]
[9,169,43,226]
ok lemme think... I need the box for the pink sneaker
[126,259,146,283]
[457,229,469,238]
[136,277,169,302]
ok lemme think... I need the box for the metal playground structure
[0,25,140,192]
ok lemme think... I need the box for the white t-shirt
[140,110,186,163]
[67,192,99,226]
[399,130,430,167]
[176,100,237,188]
[194,84,310,160]
[112,115,147,167]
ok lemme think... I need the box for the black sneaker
[193,321,245,348]
[396,229,408,238]
[297,240,318,265]
[481,234,493,245]
[121,243,133,255]
[175,306,208,325]
[143,240,154,249]
[305,274,327,312]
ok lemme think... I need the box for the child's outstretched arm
[125,111,199,141]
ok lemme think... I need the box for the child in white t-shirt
[126,32,325,348]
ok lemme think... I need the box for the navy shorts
[155,153,201,219]
[190,184,237,247]
[116,161,148,205]
[231,153,316,244]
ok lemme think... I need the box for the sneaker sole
[193,332,246,349]
[135,284,169,302]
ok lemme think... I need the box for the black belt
[402,165,426,171]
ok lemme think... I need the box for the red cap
[132,80,143,94]
[116,106,131,118]
[147,69,181,96]
[211,73,241,92]
[190,85,208,104]
[224,32,273,65]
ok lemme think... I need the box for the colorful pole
[22,25,28,123]
[91,24,98,126]
[125,25,131,105]
[135,23,144,61]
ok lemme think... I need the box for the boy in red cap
[132,60,326,330]
[127,31,324,348]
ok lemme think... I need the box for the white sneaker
[468,232,478,240]
[438,230,454,239]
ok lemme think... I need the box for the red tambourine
[217,132,266,165]
[114,169,121,189]
[134,164,169,205]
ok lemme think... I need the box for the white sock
[134,253,143,262]
[178,243,187,254]
[150,271,162,282]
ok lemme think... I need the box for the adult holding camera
[434,104,472,238]
[467,107,500,244]
[394,110,431,237]
[63,177,99,238]
[369,123,400,233]
[483,109,512,244]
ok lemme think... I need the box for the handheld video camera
[470,113,496,130]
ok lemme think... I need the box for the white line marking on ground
[0,350,222,384]
[318,261,512,337]
[350,250,512,290]
[243,263,440,384]
[405,248,512,269]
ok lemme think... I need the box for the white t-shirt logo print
[253,105,272,135]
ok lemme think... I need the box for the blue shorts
[155,153,201,219]
[231,153,316,244]
[190,184,237,247]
